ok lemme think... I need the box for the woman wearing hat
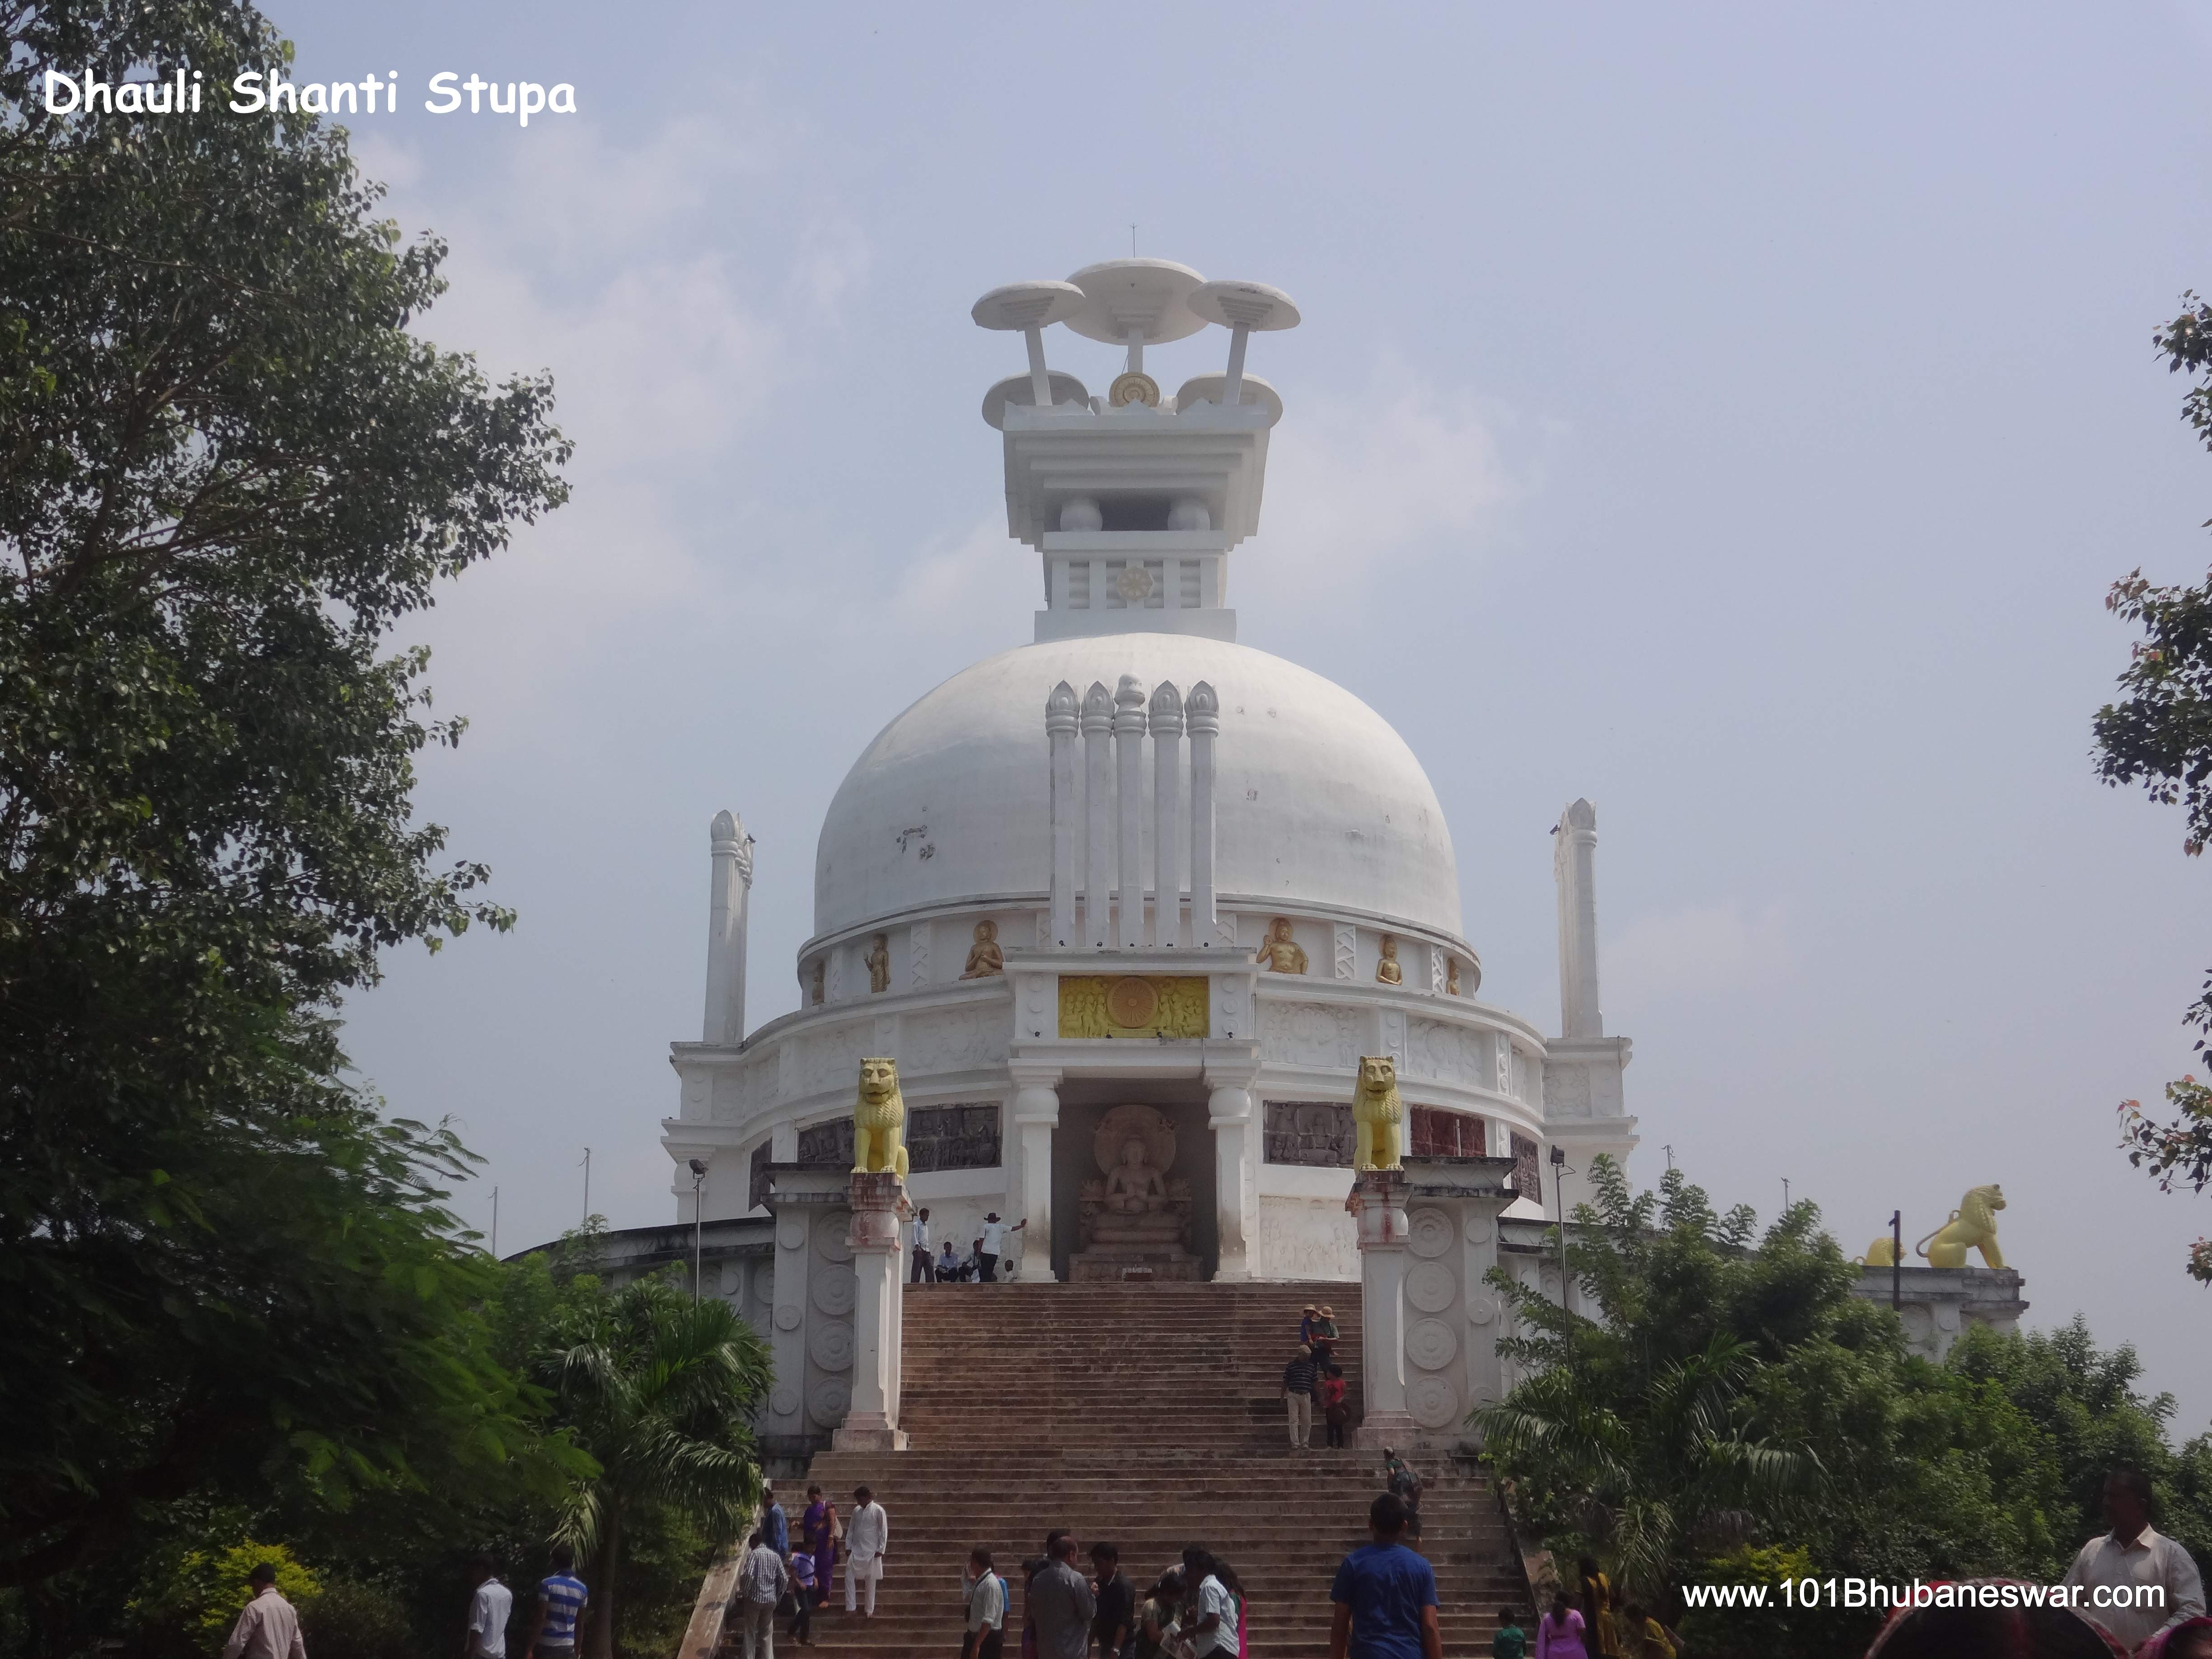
[1308,1305,1339,1366]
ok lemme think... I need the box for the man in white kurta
[843,1485,889,1617]
[2061,1467,2206,1653]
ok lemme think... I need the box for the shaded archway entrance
[1049,1077,1218,1279]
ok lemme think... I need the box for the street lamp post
[688,1158,708,1306]
[1549,1143,1571,1333]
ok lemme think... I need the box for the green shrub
[297,1578,413,1659]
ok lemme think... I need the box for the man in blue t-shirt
[1328,1493,1440,1659]
[527,1543,590,1659]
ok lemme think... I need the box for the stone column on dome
[1187,681,1221,945]
[1082,683,1113,949]
[1046,682,1079,947]
[1555,798,1602,1040]
[1010,1064,1063,1280]
[1348,1167,1417,1448]
[831,1170,908,1451]
[703,810,752,1045]
[1114,675,1147,951]
[1206,1061,1259,1281]
[1149,681,1184,947]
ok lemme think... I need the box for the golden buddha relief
[961,919,1004,979]
[1255,916,1308,974]
[1376,934,1403,985]
[1058,975,1209,1039]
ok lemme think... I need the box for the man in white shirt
[1179,1547,1237,1659]
[464,1556,515,1659]
[2062,1466,2207,1653]
[963,1546,1007,1659]
[737,1527,788,1659]
[910,1207,935,1282]
[843,1485,889,1617]
[221,1563,307,1659]
[978,1212,1025,1283]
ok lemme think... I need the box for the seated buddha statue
[1093,1138,1183,1242]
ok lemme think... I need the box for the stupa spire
[970,257,1298,646]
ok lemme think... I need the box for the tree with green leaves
[540,1270,772,1659]
[2093,292,2212,1279]
[1476,1159,2083,1659]
[0,0,569,1607]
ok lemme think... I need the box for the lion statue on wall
[1915,1183,2005,1270]
[1352,1054,1405,1171]
[851,1056,909,1178]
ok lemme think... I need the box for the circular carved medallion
[1466,1293,1499,1327]
[1407,1317,1459,1371]
[806,1378,852,1428]
[1406,1260,1457,1313]
[778,1220,806,1252]
[1115,565,1154,602]
[1106,976,1160,1029]
[811,1263,857,1317]
[808,1318,855,1372]
[773,1303,801,1332]
[816,1211,855,1263]
[754,1262,777,1303]
[1108,370,1161,408]
[1408,1208,1454,1259]
[770,1386,800,1419]
[1463,1214,1494,1246]
[1408,1373,1461,1429]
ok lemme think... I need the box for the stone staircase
[759,1279,1524,1659]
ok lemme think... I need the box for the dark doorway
[1049,1078,1217,1279]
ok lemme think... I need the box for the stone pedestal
[1348,1167,1415,1449]
[831,1171,908,1452]
[1070,1242,1200,1282]
[1209,1071,1258,1282]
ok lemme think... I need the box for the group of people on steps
[1492,1559,1681,1659]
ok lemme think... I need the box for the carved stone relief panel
[1261,1001,1358,1070]
[797,1118,856,1167]
[1263,1100,1353,1167]
[749,1141,771,1210]
[1333,923,1356,981]
[1511,1132,1541,1203]
[906,1005,1007,1076]
[1254,1195,1358,1280]
[1547,1063,1593,1118]
[905,1102,1002,1172]
[1406,1017,1484,1088]
[799,1024,868,1096]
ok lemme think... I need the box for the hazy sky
[280,2,2212,1427]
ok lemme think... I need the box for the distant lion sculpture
[1915,1184,2005,1270]
[1352,1055,1405,1171]
[851,1056,909,1179]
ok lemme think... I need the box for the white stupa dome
[811,632,1466,948]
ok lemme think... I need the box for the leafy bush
[297,1577,413,1659]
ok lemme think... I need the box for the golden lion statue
[1352,1055,1405,1171]
[1915,1184,2005,1270]
[851,1057,909,1178]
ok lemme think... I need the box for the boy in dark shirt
[1090,1542,1134,1659]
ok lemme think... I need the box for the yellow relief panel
[1058,975,1209,1039]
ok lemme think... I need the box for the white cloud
[1254,365,1539,601]
[1604,900,1793,1009]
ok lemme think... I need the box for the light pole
[491,1186,499,1260]
[1890,1209,1903,1311]
[689,1158,708,1306]
[1549,1143,1572,1330]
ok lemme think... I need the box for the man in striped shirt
[528,1545,589,1659]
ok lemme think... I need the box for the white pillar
[1047,682,1078,947]
[1011,1069,1062,1281]
[1115,674,1147,951]
[1187,680,1220,945]
[1149,681,1184,947]
[1208,1075,1257,1281]
[1555,798,1603,1039]
[832,1172,908,1452]
[1083,682,1114,949]
[1348,1169,1416,1448]
[703,810,753,1045]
